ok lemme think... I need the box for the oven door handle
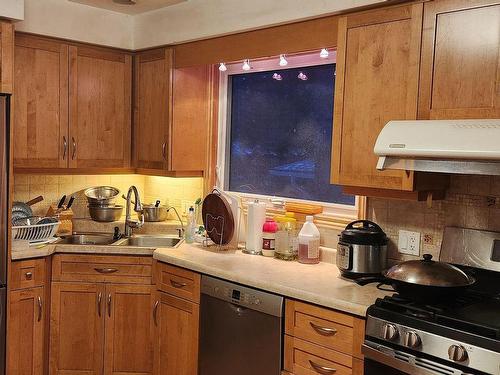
[362,342,441,375]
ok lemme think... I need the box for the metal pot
[142,205,169,222]
[88,205,123,222]
[85,186,120,207]
[357,254,476,302]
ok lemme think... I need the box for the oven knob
[404,331,421,348]
[448,345,468,362]
[381,324,399,340]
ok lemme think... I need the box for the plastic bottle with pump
[298,216,320,264]
[185,206,196,244]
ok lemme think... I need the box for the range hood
[374,119,500,176]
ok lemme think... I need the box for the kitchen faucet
[124,185,144,237]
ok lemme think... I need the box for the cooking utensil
[357,254,476,302]
[57,195,66,209]
[202,189,235,245]
[66,196,75,209]
[337,220,388,279]
[85,186,120,207]
[12,196,45,222]
[142,204,168,222]
[88,205,123,222]
[155,200,160,208]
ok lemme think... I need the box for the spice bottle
[262,218,278,257]
[298,216,320,264]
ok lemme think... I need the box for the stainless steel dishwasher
[199,275,284,375]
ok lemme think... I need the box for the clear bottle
[298,216,320,264]
[274,212,298,261]
[185,206,196,244]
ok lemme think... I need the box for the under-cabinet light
[242,59,251,71]
[320,48,329,58]
[219,62,227,72]
[279,54,288,67]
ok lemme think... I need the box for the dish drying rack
[202,212,241,251]
[12,221,60,244]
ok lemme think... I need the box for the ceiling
[69,0,186,15]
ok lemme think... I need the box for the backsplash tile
[367,175,500,263]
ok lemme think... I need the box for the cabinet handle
[309,360,336,374]
[94,268,118,274]
[37,296,43,322]
[170,280,187,288]
[71,137,76,160]
[97,292,102,317]
[24,272,33,280]
[62,136,67,160]
[161,142,167,160]
[107,294,112,318]
[153,300,159,326]
[310,322,337,336]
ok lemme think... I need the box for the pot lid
[339,220,388,245]
[384,254,474,287]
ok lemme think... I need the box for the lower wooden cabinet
[153,291,200,375]
[7,287,45,375]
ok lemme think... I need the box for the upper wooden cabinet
[69,46,132,168]
[0,21,13,93]
[419,0,500,119]
[134,48,212,176]
[13,36,69,169]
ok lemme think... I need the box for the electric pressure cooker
[336,220,388,279]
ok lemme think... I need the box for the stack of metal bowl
[84,186,123,222]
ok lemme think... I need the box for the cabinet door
[419,0,500,119]
[170,65,212,172]
[104,284,155,375]
[13,35,69,169]
[154,292,199,375]
[331,4,422,191]
[68,45,132,168]
[134,48,172,171]
[50,282,105,375]
[7,287,44,375]
[0,21,13,93]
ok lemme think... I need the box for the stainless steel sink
[113,235,182,248]
[55,233,117,246]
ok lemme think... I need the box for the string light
[218,62,227,72]
[272,73,283,81]
[298,72,308,81]
[279,54,288,67]
[242,59,251,71]
[320,48,329,58]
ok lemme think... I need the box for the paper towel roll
[246,200,266,252]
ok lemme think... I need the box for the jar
[262,218,278,257]
[298,216,321,264]
[274,212,298,261]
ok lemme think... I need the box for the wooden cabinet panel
[7,287,45,375]
[419,0,500,119]
[170,65,211,172]
[10,258,47,290]
[13,35,69,168]
[154,291,199,375]
[0,21,13,93]
[134,48,172,171]
[331,4,423,191]
[104,284,155,375]
[50,282,105,375]
[155,261,200,303]
[69,45,132,168]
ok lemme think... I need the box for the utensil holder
[46,205,74,235]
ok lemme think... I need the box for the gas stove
[363,227,500,375]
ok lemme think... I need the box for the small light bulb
[218,62,227,72]
[272,73,282,81]
[320,48,329,58]
[298,72,308,81]
[279,54,288,67]
[242,59,251,71]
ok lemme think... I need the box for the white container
[298,216,320,264]
[185,206,196,244]
[245,200,266,254]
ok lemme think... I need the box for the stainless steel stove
[363,227,500,375]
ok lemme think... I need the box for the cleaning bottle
[298,216,320,264]
[185,206,196,243]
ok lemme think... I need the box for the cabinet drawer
[155,261,200,303]
[285,335,363,375]
[52,254,152,284]
[10,258,46,290]
[285,300,365,358]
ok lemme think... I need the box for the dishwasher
[199,275,284,375]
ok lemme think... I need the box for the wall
[367,175,500,264]
[0,0,24,21]
[12,174,203,221]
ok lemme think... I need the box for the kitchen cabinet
[13,35,69,169]
[7,287,45,375]
[419,0,500,119]
[0,21,13,94]
[331,4,448,199]
[134,48,212,176]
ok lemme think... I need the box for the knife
[66,196,75,210]
[57,195,66,209]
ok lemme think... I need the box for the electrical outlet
[181,200,192,215]
[398,230,420,256]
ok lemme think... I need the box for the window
[217,52,356,213]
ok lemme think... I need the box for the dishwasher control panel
[201,275,283,317]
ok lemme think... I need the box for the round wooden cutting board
[202,190,235,245]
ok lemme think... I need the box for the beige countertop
[154,243,392,317]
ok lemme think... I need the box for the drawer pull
[309,360,336,374]
[24,272,33,280]
[94,268,118,274]
[310,322,337,336]
[170,280,187,288]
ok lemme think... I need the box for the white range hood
[374,119,500,176]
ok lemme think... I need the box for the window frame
[216,51,363,223]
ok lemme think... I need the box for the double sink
[55,233,182,248]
